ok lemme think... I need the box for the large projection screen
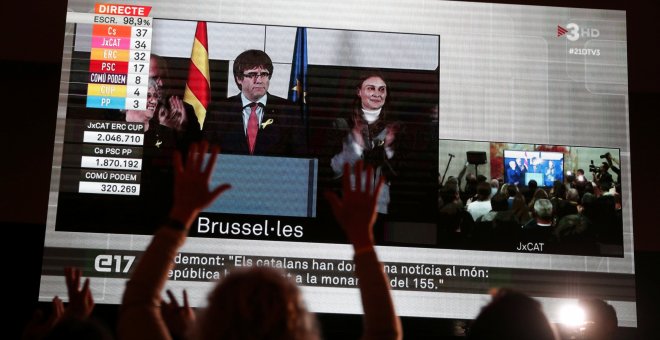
[40,0,635,327]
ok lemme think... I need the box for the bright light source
[559,304,586,327]
[566,170,573,176]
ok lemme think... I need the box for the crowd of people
[26,145,406,339]
[24,141,620,339]
[438,157,623,255]
[26,48,623,338]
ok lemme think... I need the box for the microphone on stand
[441,154,456,185]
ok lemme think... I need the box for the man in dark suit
[203,49,305,157]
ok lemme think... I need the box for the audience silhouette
[117,141,401,340]
[468,288,558,340]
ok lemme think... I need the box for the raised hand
[170,96,188,128]
[325,161,402,340]
[324,160,384,251]
[384,123,399,148]
[159,96,188,130]
[63,267,94,319]
[161,289,195,339]
[170,141,231,228]
[22,297,64,340]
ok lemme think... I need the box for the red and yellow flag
[183,21,210,127]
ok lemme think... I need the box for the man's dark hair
[566,173,575,183]
[552,181,566,199]
[506,185,517,198]
[490,193,509,212]
[233,50,274,89]
[439,184,459,207]
[476,182,491,201]
[584,181,594,195]
[528,180,538,191]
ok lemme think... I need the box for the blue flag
[288,27,308,123]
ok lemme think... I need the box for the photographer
[591,161,614,193]
[602,152,621,185]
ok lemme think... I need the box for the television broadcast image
[6,0,657,338]
[438,140,623,257]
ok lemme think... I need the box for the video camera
[588,160,600,174]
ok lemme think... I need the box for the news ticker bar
[41,247,636,300]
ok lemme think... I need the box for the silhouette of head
[196,266,320,340]
[468,288,557,340]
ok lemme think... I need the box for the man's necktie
[247,102,259,154]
